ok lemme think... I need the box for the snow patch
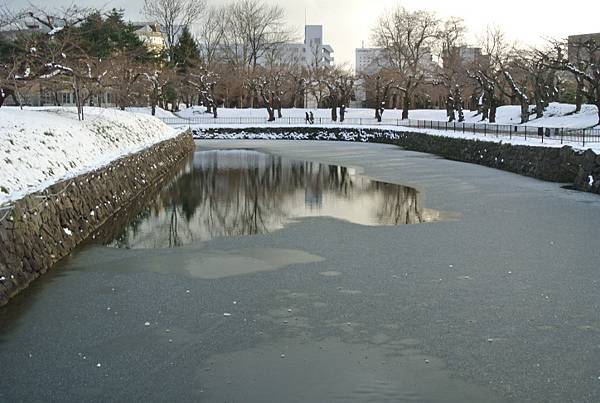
[0,107,177,206]
[176,102,599,129]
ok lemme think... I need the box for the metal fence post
[561,129,563,145]
[583,130,586,148]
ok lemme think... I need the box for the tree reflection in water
[108,150,446,249]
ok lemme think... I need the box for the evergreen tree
[77,9,149,60]
[172,26,199,72]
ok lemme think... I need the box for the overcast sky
[10,0,600,67]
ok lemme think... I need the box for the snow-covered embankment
[0,107,192,306]
[0,107,178,206]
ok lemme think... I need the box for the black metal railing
[158,115,600,146]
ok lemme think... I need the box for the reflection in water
[103,150,448,249]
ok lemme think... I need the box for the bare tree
[143,0,206,59]
[527,47,560,118]
[467,26,511,123]
[328,67,355,122]
[501,56,531,124]
[547,38,600,125]
[226,0,291,72]
[286,63,308,109]
[361,73,397,122]
[143,69,166,116]
[437,17,467,122]
[220,0,292,107]
[197,6,226,69]
[188,68,219,118]
[1,7,105,118]
[372,6,440,119]
[500,46,560,124]
[306,43,332,108]
[108,54,144,110]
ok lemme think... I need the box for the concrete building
[303,25,334,66]
[275,25,334,108]
[354,47,389,107]
[355,48,389,75]
[215,25,334,69]
[277,25,334,68]
[568,32,600,64]
[455,46,485,65]
[353,45,440,107]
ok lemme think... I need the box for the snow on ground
[0,107,178,207]
[190,123,600,154]
[124,106,176,119]
[177,102,599,128]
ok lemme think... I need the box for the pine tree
[172,26,199,72]
[77,9,148,60]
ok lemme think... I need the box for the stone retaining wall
[0,131,195,306]
[194,127,600,194]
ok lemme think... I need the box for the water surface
[100,150,450,249]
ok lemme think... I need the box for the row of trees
[1,1,599,125]
[0,0,356,122]
[368,6,600,124]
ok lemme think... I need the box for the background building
[568,32,600,64]
[278,25,334,67]
[355,47,389,75]
[130,22,167,55]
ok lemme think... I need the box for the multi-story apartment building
[277,25,334,68]
[355,47,389,75]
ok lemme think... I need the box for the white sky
[11,0,600,67]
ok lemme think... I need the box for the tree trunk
[489,97,497,124]
[482,106,489,121]
[520,101,529,124]
[480,93,489,121]
[575,78,583,113]
[339,105,346,122]
[402,95,410,120]
[535,90,544,119]
[453,87,464,122]
[274,95,282,118]
[446,95,455,122]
